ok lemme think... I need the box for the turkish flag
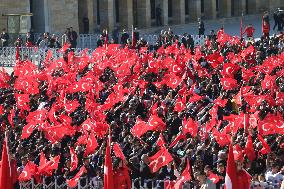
[257,134,271,155]
[224,144,238,189]
[174,97,186,112]
[18,161,35,182]
[64,100,80,113]
[67,166,86,188]
[148,146,173,173]
[206,52,224,69]
[164,74,183,89]
[212,128,230,147]
[21,122,36,139]
[38,155,60,174]
[148,115,166,131]
[130,119,149,138]
[276,92,284,105]
[70,147,78,172]
[244,134,256,161]
[169,133,186,148]
[104,131,114,189]
[156,132,166,147]
[208,172,220,184]
[84,132,98,157]
[214,97,228,107]
[174,158,192,189]
[58,43,71,53]
[0,138,17,189]
[220,78,238,90]
[15,93,30,111]
[222,63,240,78]
[240,45,254,58]
[182,118,198,138]
[261,75,276,90]
[113,142,125,161]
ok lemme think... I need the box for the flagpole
[240,12,243,38]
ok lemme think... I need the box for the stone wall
[0,0,30,33]
[47,0,79,33]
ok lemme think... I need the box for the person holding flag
[225,144,251,189]
[113,158,131,189]
[242,24,255,40]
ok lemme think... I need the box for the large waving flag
[224,144,238,189]
[104,130,114,189]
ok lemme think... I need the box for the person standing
[277,9,284,31]
[113,159,131,189]
[156,5,162,26]
[82,16,89,34]
[273,8,280,30]
[69,27,78,48]
[198,18,205,35]
[121,29,129,46]
[242,24,255,40]
[0,28,9,47]
[262,11,270,39]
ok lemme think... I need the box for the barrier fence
[0,47,93,67]
[19,177,193,189]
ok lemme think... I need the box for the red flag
[130,119,149,138]
[208,172,220,184]
[174,97,186,112]
[222,63,240,78]
[220,78,238,90]
[174,159,192,189]
[224,144,238,189]
[257,134,271,155]
[182,118,198,138]
[67,166,86,188]
[64,100,80,113]
[113,142,125,161]
[18,161,37,182]
[169,133,186,148]
[58,43,70,52]
[0,136,17,189]
[70,147,78,172]
[261,75,276,90]
[148,115,166,131]
[104,130,114,189]
[21,122,36,139]
[148,147,173,173]
[15,46,20,61]
[84,132,98,157]
[244,134,256,161]
[15,93,30,111]
[212,128,230,147]
[156,132,166,147]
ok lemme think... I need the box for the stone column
[218,0,231,17]
[189,0,201,22]
[204,0,217,19]
[256,0,270,13]
[172,0,185,24]
[247,0,256,14]
[269,0,280,12]
[232,0,246,16]
[100,0,114,31]
[87,0,94,33]
[119,0,133,30]
[137,0,151,28]
[156,0,168,26]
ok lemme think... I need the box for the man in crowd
[0,28,9,47]
[198,18,205,35]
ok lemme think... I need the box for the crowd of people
[0,11,284,189]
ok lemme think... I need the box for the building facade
[0,0,283,34]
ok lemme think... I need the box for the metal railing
[0,47,93,67]
[19,177,192,189]
[3,33,206,50]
